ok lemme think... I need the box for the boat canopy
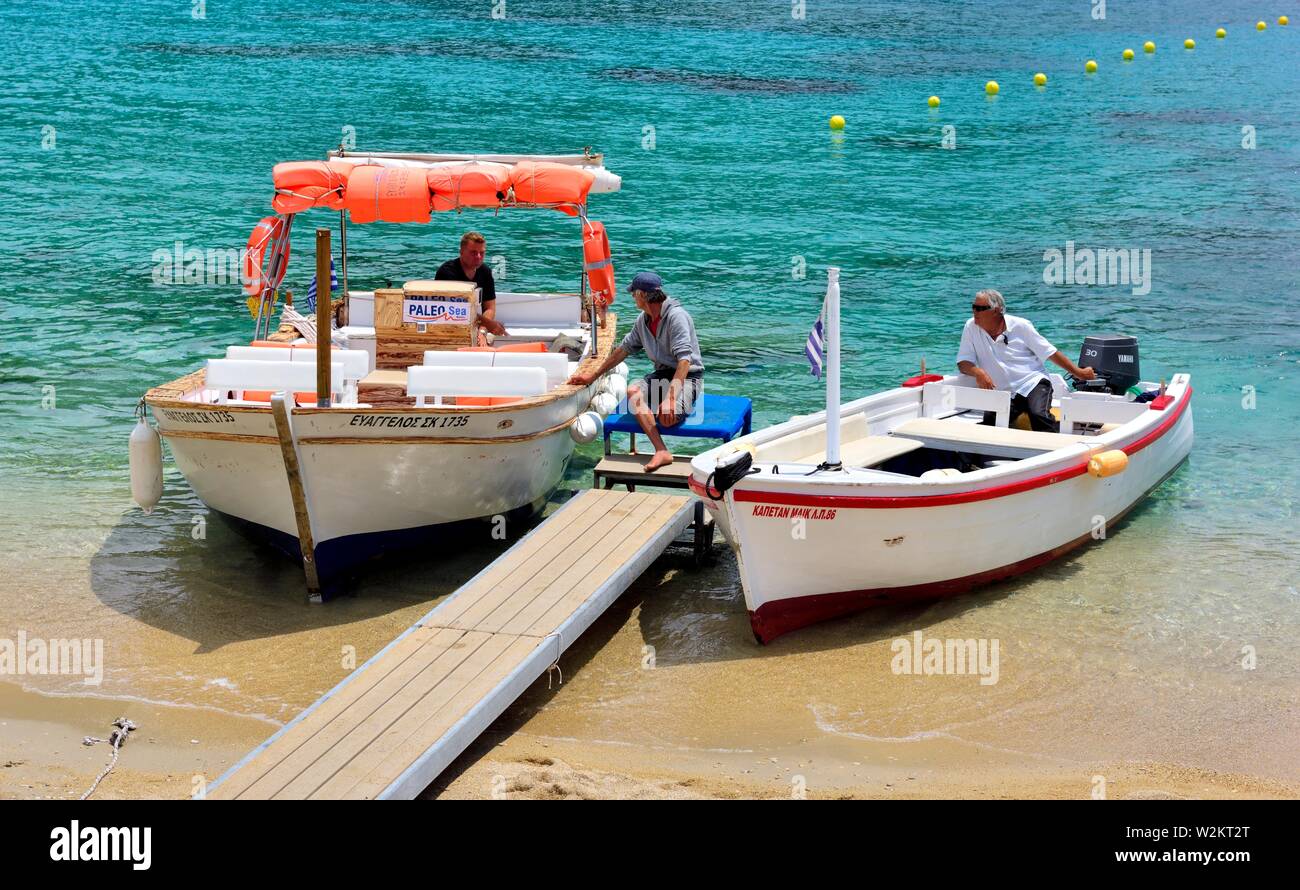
[271,151,621,222]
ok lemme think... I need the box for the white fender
[569,411,603,444]
[590,391,618,418]
[613,361,629,378]
[606,373,628,403]
[129,418,163,513]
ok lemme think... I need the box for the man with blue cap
[568,271,705,472]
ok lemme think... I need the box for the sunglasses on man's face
[972,304,993,312]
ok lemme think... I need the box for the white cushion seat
[205,359,344,405]
[406,365,547,407]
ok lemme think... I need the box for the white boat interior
[178,287,594,409]
[739,373,1178,482]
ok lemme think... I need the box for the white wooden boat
[689,269,1193,643]
[137,149,628,596]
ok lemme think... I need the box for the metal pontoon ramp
[207,489,693,800]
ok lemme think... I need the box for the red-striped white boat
[689,269,1193,643]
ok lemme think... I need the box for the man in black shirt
[436,231,506,345]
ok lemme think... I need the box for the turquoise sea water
[1,1,1297,782]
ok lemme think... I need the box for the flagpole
[825,266,842,469]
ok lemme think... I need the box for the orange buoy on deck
[271,160,351,213]
[508,161,596,208]
[426,163,511,212]
[343,165,432,224]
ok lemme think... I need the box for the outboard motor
[1074,333,1140,395]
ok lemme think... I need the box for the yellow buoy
[1033,72,1047,86]
[985,80,999,95]
[1144,41,1156,53]
[1122,48,1134,60]
[927,95,940,108]
[1280,16,1289,26]
[1088,449,1129,478]
[1085,59,1098,73]
[829,114,845,130]
[1215,28,1226,38]
[1257,20,1267,31]
[1184,38,1195,49]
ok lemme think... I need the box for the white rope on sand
[80,717,137,800]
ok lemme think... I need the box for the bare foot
[643,450,673,473]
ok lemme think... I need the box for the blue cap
[628,271,663,294]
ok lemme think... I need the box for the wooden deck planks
[496,495,682,637]
[206,489,693,800]
[442,492,664,635]
[207,624,467,799]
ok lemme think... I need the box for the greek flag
[804,301,825,379]
[303,260,338,312]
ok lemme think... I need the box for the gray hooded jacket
[618,298,704,376]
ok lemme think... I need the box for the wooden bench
[791,434,924,467]
[891,417,1085,459]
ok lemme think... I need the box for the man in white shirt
[956,289,1096,432]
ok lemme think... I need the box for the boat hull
[693,380,1194,643]
[150,390,591,593]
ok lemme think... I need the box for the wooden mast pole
[315,228,332,407]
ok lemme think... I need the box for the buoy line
[919,14,1290,106]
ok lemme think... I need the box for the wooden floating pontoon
[207,489,693,800]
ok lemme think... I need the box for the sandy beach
[5,675,1295,801]
[5,536,1296,801]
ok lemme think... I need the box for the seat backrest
[206,359,344,403]
[493,291,581,327]
[288,347,369,380]
[227,345,292,362]
[1058,396,1146,433]
[226,345,369,379]
[490,351,569,386]
[406,365,547,406]
[424,350,494,367]
[922,381,1012,427]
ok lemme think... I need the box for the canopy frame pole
[338,210,349,326]
[315,228,332,407]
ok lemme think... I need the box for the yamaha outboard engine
[1074,333,1140,395]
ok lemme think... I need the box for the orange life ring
[243,215,291,297]
[582,220,615,307]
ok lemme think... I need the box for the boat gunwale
[690,379,1193,508]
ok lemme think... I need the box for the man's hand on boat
[476,315,508,346]
[567,346,629,387]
